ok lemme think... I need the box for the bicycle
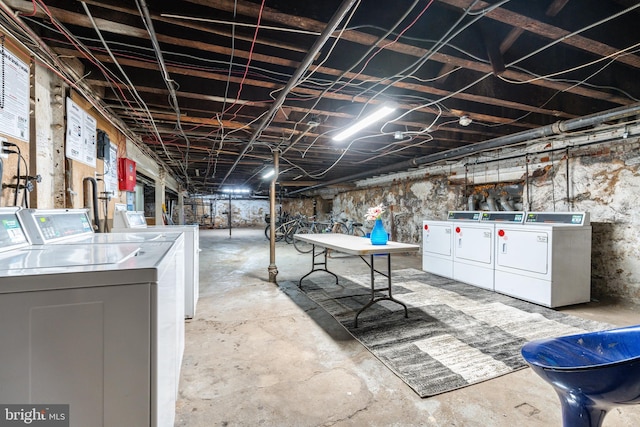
[292,215,332,253]
[332,217,365,236]
[265,212,304,243]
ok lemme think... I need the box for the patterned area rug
[300,268,612,397]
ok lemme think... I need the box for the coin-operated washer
[452,211,525,290]
[422,211,480,278]
[17,208,186,375]
[112,208,200,319]
[0,207,182,427]
[494,212,591,307]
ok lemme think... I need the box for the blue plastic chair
[521,324,640,427]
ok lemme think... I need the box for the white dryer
[422,211,480,278]
[494,211,592,307]
[0,207,181,427]
[112,209,200,318]
[452,211,525,290]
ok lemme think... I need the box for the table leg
[298,244,340,288]
[353,254,408,327]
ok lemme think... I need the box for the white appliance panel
[492,270,553,307]
[0,237,181,427]
[422,220,453,278]
[0,284,151,427]
[423,222,452,257]
[493,219,591,308]
[454,224,493,264]
[496,228,549,275]
[112,217,200,319]
[17,208,94,244]
[452,223,495,290]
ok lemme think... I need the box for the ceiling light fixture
[262,168,276,179]
[221,188,251,194]
[459,115,472,126]
[332,104,397,142]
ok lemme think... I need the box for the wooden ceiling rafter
[3,0,637,192]
[19,0,631,117]
[181,0,636,103]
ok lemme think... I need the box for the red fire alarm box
[118,158,136,191]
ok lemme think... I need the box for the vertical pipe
[268,150,280,283]
[83,177,100,231]
[228,192,232,237]
[525,155,532,210]
[565,148,571,210]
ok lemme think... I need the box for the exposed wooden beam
[546,0,571,17]
[439,0,640,69]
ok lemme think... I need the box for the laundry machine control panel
[524,212,590,225]
[113,210,148,228]
[0,208,29,252]
[18,209,94,244]
[480,211,525,223]
[447,210,481,221]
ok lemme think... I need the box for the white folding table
[294,233,420,327]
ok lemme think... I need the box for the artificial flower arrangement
[365,203,386,221]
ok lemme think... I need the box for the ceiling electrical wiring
[0,0,637,194]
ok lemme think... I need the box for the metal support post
[268,150,279,283]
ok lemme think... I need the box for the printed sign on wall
[104,142,118,193]
[65,97,97,167]
[0,48,30,142]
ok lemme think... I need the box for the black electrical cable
[3,142,20,206]
[19,153,29,208]
[1,147,19,206]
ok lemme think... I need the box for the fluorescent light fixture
[221,188,251,194]
[332,104,397,142]
[262,168,275,179]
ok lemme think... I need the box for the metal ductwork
[499,195,515,211]
[467,194,478,211]
[486,196,498,211]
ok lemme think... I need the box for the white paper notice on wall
[104,142,118,193]
[0,48,30,142]
[65,96,97,167]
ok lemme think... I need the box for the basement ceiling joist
[1,0,639,195]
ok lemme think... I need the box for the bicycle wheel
[293,226,314,253]
[284,223,296,244]
[265,224,285,242]
[332,222,349,234]
[274,224,286,242]
[352,226,366,237]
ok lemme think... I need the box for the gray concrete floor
[175,228,640,427]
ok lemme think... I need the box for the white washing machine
[452,211,525,290]
[0,207,181,427]
[112,209,200,319]
[422,211,480,278]
[494,211,592,308]
[16,208,186,373]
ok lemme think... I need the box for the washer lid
[58,232,183,244]
[0,243,141,271]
